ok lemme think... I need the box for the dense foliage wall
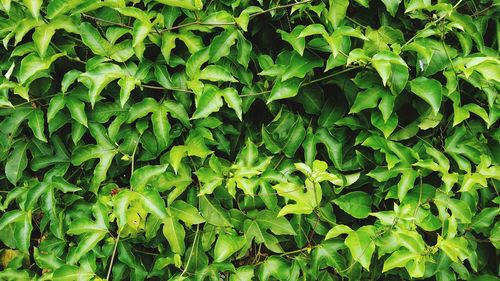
[0,0,499,280]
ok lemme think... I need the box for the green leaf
[333,191,372,219]
[28,109,47,142]
[22,0,42,19]
[277,26,306,55]
[434,192,473,223]
[344,227,376,270]
[214,231,246,262]
[281,53,323,81]
[127,97,158,123]
[350,87,385,114]
[311,240,348,276]
[220,87,242,120]
[470,208,499,231]
[130,165,168,192]
[230,266,255,281]
[258,256,291,280]
[199,65,237,82]
[33,23,55,58]
[282,116,306,158]
[163,100,190,127]
[118,76,140,108]
[162,216,186,254]
[155,0,203,10]
[53,265,94,281]
[371,111,398,138]
[272,182,316,216]
[236,31,252,69]
[79,22,112,57]
[0,210,24,232]
[438,236,471,263]
[152,106,171,150]
[328,0,349,28]
[186,48,210,79]
[404,0,431,13]
[5,141,28,185]
[46,0,84,19]
[394,230,426,253]
[169,200,205,225]
[68,232,106,265]
[255,210,296,235]
[192,88,224,119]
[267,78,301,103]
[177,31,203,54]
[13,212,32,252]
[382,250,417,272]
[136,189,168,219]
[381,0,402,16]
[409,77,443,114]
[34,247,64,270]
[372,51,409,95]
[71,125,117,193]
[397,168,418,201]
[209,28,238,63]
[199,196,233,227]
[18,53,64,85]
[161,32,177,63]
[65,96,88,127]
[61,69,82,93]
[78,63,123,107]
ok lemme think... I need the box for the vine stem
[82,0,312,33]
[240,66,361,97]
[253,244,319,266]
[82,13,131,28]
[401,0,464,48]
[301,66,361,87]
[106,132,142,280]
[180,224,200,278]
[249,0,313,18]
[471,3,499,17]
[160,21,235,33]
[12,94,59,107]
[106,229,121,280]
[141,84,193,93]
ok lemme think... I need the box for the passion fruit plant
[1,0,499,280]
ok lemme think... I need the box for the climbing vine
[0,0,499,280]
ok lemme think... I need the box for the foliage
[0,0,499,280]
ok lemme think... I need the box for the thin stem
[82,13,132,29]
[254,244,319,266]
[13,94,59,107]
[180,224,200,278]
[240,66,361,97]
[250,0,313,18]
[279,245,317,257]
[130,132,144,181]
[346,16,366,29]
[160,21,235,33]
[301,66,361,87]
[336,224,394,274]
[133,248,159,256]
[106,230,121,280]
[413,174,423,219]
[141,84,193,93]
[239,89,271,97]
[471,4,499,17]
[106,131,143,280]
[401,0,464,48]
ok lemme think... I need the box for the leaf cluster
[0,0,499,280]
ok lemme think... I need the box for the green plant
[0,0,499,280]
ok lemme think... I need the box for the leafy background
[0,0,499,280]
